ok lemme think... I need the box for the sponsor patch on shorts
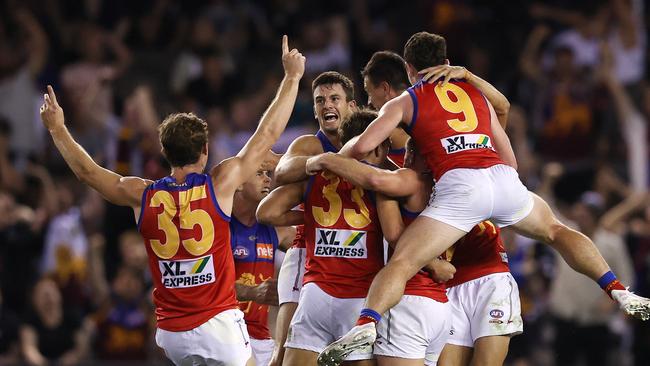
[159,255,215,288]
[440,134,494,154]
[314,228,367,258]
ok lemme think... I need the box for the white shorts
[285,282,373,360]
[251,338,274,366]
[446,272,523,347]
[155,309,252,366]
[375,295,450,362]
[277,247,306,305]
[422,165,534,232]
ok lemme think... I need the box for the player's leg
[343,360,377,366]
[365,217,466,316]
[270,302,298,366]
[376,356,423,366]
[438,345,472,366]
[284,348,318,366]
[470,336,509,366]
[510,193,609,281]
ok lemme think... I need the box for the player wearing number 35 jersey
[39,35,306,366]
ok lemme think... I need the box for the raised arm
[343,94,409,159]
[213,36,305,214]
[419,65,511,128]
[306,152,422,197]
[488,101,517,170]
[39,86,151,213]
[274,135,324,185]
[257,182,305,227]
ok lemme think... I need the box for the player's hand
[254,278,279,306]
[39,85,65,132]
[306,153,330,176]
[425,259,456,283]
[419,65,469,86]
[282,35,306,79]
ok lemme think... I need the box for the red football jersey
[446,221,509,287]
[303,170,384,298]
[407,80,504,180]
[399,209,447,302]
[138,173,238,331]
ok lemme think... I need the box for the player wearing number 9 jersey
[319,32,649,366]
[39,36,306,366]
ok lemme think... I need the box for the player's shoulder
[285,134,324,155]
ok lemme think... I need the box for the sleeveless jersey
[407,80,504,180]
[291,130,340,250]
[138,173,237,331]
[387,148,406,168]
[446,221,509,287]
[230,217,278,340]
[303,170,383,298]
[399,208,447,302]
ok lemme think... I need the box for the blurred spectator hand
[39,86,65,132]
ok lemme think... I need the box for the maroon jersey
[399,208,447,302]
[303,170,384,298]
[407,80,504,180]
[138,173,238,331]
[446,221,509,287]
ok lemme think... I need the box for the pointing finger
[282,35,289,55]
[47,85,58,106]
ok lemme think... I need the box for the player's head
[158,113,209,169]
[361,51,410,109]
[403,32,448,85]
[339,109,389,163]
[403,138,428,173]
[312,71,357,135]
[236,169,272,204]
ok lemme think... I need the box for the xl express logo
[441,134,494,154]
[159,254,215,288]
[314,228,367,258]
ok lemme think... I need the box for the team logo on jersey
[159,254,215,288]
[314,228,367,258]
[233,246,250,259]
[499,252,509,263]
[441,134,494,154]
[256,243,274,260]
[490,309,504,319]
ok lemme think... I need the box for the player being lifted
[230,166,296,366]
[39,36,305,366]
[318,32,650,366]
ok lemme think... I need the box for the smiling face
[313,83,356,135]
[239,169,272,203]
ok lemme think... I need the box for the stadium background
[0,0,649,365]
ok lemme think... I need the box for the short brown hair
[158,113,208,167]
[339,109,378,145]
[403,32,447,71]
[361,51,410,92]
[312,71,355,101]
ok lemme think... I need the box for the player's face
[313,83,355,134]
[240,170,272,203]
[363,76,388,110]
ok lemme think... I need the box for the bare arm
[306,152,422,197]
[257,182,305,227]
[376,194,405,247]
[213,36,305,215]
[15,9,49,77]
[519,25,551,82]
[236,279,278,306]
[274,135,324,185]
[419,65,510,128]
[39,86,151,211]
[489,101,517,169]
[276,226,297,251]
[20,326,46,366]
[345,94,410,159]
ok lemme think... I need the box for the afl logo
[490,309,504,319]
[233,246,250,259]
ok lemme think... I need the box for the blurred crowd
[0,0,648,365]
